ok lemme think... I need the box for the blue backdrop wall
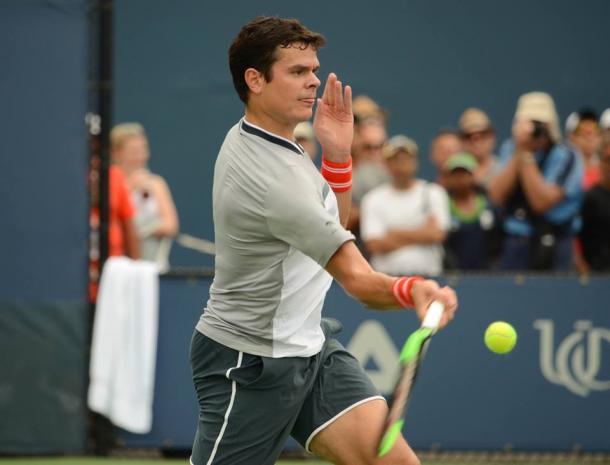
[113,0,610,268]
[0,0,89,454]
[121,275,610,452]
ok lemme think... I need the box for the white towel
[88,256,159,434]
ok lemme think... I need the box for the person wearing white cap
[360,135,450,276]
[600,108,610,132]
[488,92,583,271]
[566,109,602,190]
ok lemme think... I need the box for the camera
[531,120,549,139]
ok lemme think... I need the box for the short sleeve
[360,189,388,241]
[543,145,583,198]
[265,171,354,267]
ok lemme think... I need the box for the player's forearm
[326,241,408,310]
[344,270,407,309]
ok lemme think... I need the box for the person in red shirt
[567,109,602,190]
[89,158,140,301]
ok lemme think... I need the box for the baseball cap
[444,152,478,173]
[383,135,418,159]
[459,108,492,134]
[514,92,562,142]
[353,95,387,123]
[564,112,580,134]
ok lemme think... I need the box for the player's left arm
[325,240,458,328]
[314,73,353,227]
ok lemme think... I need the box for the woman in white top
[111,123,179,271]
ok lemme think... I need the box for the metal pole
[98,0,113,268]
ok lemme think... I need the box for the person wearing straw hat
[488,92,583,271]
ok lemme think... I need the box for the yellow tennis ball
[484,321,517,354]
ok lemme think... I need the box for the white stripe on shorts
[304,395,386,453]
[205,351,243,465]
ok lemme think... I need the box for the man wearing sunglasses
[458,108,499,188]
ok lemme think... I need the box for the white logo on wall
[533,320,610,397]
[347,320,399,393]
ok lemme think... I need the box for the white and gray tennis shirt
[196,119,354,358]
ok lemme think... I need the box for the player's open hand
[313,73,353,163]
[410,279,458,329]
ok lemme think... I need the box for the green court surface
[1,458,609,465]
[0,460,329,465]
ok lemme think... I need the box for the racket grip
[422,301,444,330]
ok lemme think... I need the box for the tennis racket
[377,300,444,457]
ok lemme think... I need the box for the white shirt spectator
[360,180,450,276]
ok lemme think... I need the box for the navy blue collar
[241,119,304,156]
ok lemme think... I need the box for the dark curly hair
[229,16,326,104]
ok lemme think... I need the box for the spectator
[294,121,318,160]
[429,128,462,186]
[567,109,602,189]
[577,132,610,272]
[88,158,140,302]
[112,123,179,271]
[352,94,387,124]
[600,108,610,133]
[488,92,583,271]
[346,117,390,233]
[443,152,499,270]
[458,108,499,187]
[360,135,450,276]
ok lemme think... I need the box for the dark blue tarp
[0,0,89,454]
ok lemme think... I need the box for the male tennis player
[190,16,458,465]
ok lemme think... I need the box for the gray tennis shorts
[189,318,383,465]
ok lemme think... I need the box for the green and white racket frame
[377,301,444,458]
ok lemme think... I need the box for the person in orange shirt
[89,157,140,301]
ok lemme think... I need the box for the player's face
[260,44,321,126]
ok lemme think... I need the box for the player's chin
[295,107,314,121]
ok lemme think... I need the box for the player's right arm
[325,240,457,328]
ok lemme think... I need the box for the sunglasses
[362,143,385,151]
[462,129,492,141]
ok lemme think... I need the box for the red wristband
[391,276,424,308]
[321,156,352,193]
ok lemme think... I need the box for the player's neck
[244,108,295,141]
